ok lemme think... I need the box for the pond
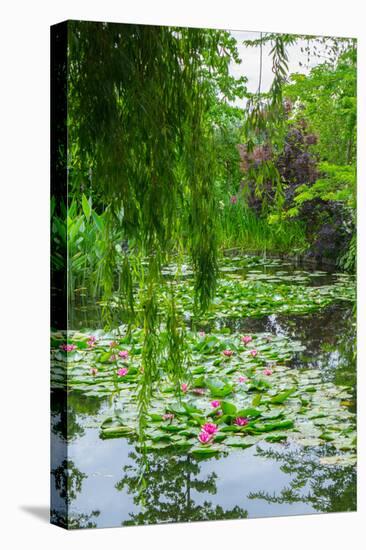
[51,254,356,529]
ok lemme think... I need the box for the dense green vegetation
[52,23,356,455]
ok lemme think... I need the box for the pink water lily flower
[118,350,129,360]
[234,417,249,427]
[192,388,205,396]
[162,413,175,421]
[223,349,233,357]
[198,331,206,337]
[181,383,188,393]
[210,400,221,408]
[238,375,248,383]
[263,368,273,376]
[87,335,96,347]
[90,367,98,376]
[241,335,252,345]
[117,367,128,377]
[60,343,77,352]
[198,431,213,444]
[250,349,258,357]
[202,423,218,435]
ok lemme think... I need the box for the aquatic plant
[117,368,128,377]
[202,423,219,435]
[198,432,213,444]
[51,324,356,466]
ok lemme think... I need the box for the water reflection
[51,392,104,528]
[51,390,104,441]
[50,394,356,528]
[52,459,87,505]
[248,444,356,513]
[52,429,356,527]
[205,303,356,389]
[53,257,356,528]
[51,456,101,529]
[50,509,101,529]
[116,450,248,526]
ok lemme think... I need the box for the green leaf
[270,387,296,404]
[99,351,113,363]
[252,394,262,406]
[182,402,201,416]
[236,407,262,419]
[206,378,233,398]
[81,194,92,221]
[100,425,135,439]
[225,436,255,448]
[191,446,221,457]
[265,433,288,442]
[221,401,237,415]
[253,420,294,432]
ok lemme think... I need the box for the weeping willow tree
[67,21,292,435]
[67,21,245,431]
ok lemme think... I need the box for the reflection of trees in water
[214,304,356,388]
[116,450,248,525]
[275,305,356,388]
[52,459,87,505]
[51,509,100,529]
[248,445,356,513]
[51,390,104,441]
[51,459,101,529]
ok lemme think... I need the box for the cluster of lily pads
[107,259,355,322]
[51,327,356,465]
[169,276,355,321]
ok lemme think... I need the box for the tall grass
[218,199,308,254]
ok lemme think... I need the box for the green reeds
[218,200,308,255]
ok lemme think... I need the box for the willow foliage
[66,22,305,436]
[67,21,245,427]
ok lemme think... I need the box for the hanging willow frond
[67,21,243,426]
[66,21,295,430]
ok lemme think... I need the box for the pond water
[51,255,356,528]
